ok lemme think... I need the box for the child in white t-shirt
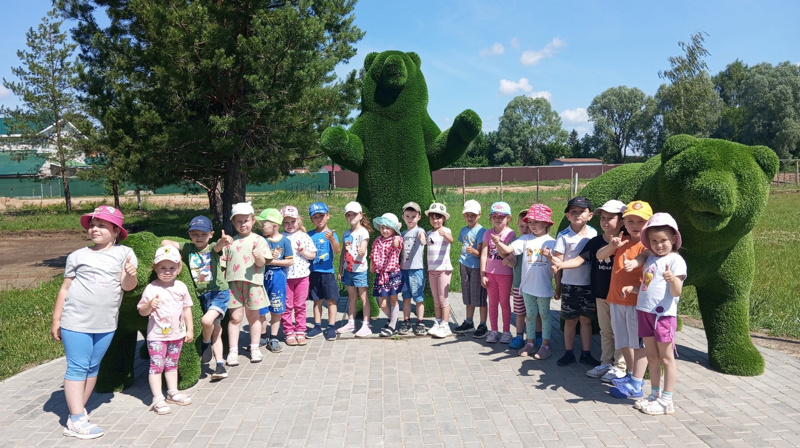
[424,202,454,338]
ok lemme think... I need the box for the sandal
[149,397,172,415]
[166,391,192,406]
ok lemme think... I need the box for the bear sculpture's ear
[364,52,378,71]
[406,52,421,68]
[751,145,779,180]
[660,134,696,163]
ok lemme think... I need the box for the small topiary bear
[321,50,482,218]
[573,135,778,376]
[96,232,203,392]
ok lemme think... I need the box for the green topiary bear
[96,232,203,392]
[574,135,778,376]
[321,50,482,217]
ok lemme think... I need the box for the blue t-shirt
[458,225,485,269]
[308,229,339,273]
[264,235,294,271]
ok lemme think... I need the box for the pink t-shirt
[483,227,516,275]
[137,281,193,341]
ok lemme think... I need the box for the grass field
[1,187,798,381]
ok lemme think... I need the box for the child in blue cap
[306,202,341,341]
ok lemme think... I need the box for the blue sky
[2,0,798,136]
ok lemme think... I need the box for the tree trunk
[222,155,247,235]
[111,180,120,209]
[55,122,72,213]
[207,176,224,224]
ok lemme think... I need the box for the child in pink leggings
[482,202,516,343]
[424,202,454,338]
[280,206,317,346]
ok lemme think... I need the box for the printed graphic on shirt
[642,264,656,291]
[189,251,213,284]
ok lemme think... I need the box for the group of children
[52,195,686,437]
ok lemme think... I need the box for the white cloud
[498,77,533,96]
[561,107,589,123]
[479,42,505,57]
[0,85,10,99]
[528,91,552,102]
[520,37,566,66]
[510,37,521,50]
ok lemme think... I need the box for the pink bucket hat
[280,206,300,219]
[641,212,682,251]
[80,206,128,241]
[524,204,554,225]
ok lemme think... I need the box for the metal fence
[773,159,799,188]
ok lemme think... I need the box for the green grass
[1,188,798,381]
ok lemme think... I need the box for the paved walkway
[2,294,800,447]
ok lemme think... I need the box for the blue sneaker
[306,326,323,339]
[611,374,632,387]
[509,336,525,349]
[609,383,644,399]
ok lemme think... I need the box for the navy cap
[188,215,213,233]
[564,196,592,213]
[308,202,329,217]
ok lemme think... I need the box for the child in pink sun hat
[53,206,138,439]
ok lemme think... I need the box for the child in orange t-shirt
[596,200,653,399]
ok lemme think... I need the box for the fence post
[536,168,540,202]
[796,160,799,186]
[573,172,579,195]
[462,169,466,204]
[500,168,504,201]
[570,167,574,196]
[331,165,336,191]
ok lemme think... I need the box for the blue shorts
[61,329,115,381]
[342,270,368,288]
[260,269,287,315]
[309,271,339,301]
[200,289,230,321]
[400,269,425,303]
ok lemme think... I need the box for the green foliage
[576,135,778,376]
[321,50,481,218]
[0,279,64,381]
[587,86,661,163]
[96,232,203,392]
[492,96,568,166]
[63,0,364,226]
[656,32,722,137]
[0,8,82,212]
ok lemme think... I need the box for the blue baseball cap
[308,202,329,217]
[489,201,512,216]
[188,215,213,233]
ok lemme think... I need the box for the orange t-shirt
[606,239,647,306]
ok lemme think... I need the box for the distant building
[549,158,603,167]
[317,165,343,174]
[0,118,89,178]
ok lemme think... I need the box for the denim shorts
[400,269,425,303]
[342,270,368,288]
[200,289,230,321]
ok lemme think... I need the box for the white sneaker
[337,320,356,334]
[250,347,263,363]
[601,366,626,383]
[436,324,452,338]
[587,362,612,378]
[226,350,239,366]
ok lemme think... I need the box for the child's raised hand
[490,233,501,244]
[393,236,401,248]
[541,247,553,260]
[357,244,366,257]
[550,260,562,275]
[124,255,137,277]
[150,294,160,309]
[663,264,675,282]
[622,254,637,272]
[295,239,304,254]
[437,228,447,237]
[272,248,282,259]
[220,230,233,246]
[418,232,426,243]
[466,246,479,256]
[621,286,634,299]
[325,230,335,241]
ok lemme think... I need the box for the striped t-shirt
[426,227,453,271]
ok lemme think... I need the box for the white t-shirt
[554,225,597,286]
[510,234,556,297]
[61,245,139,333]
[426,227,453,271]
[283,231,315,279]
[343,227,370,273]
[636,252,687,317]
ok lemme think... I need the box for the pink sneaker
[354,323,372,337]
[337,320,356,334]
[518,342,536,357]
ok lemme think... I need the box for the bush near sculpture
[568,135,778,376]
[96,232,203,392]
